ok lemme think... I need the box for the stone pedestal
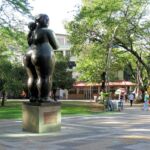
[22,102,61,133]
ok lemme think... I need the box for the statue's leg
[52,89,57,101]
[23,53,38,102]
[35,55,55,102]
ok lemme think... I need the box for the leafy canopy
[0,0,32,99]
[53,52,75,89]
[66,0,150,82]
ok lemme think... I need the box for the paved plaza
[0,104,150,150]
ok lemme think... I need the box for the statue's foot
[54,98,57,102]
[38,97,52,103]
[29,97,38,103]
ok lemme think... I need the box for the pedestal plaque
[22,102,61,133]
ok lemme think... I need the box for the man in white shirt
[128,93,134,107]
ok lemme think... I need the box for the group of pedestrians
[128,91,150,111]
[97,89,150,111]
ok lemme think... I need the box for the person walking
[143,91,149,111]
[128,92,134,107]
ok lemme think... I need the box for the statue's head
[28,22,37,31]
[35,14,49,27]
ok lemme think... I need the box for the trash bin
[112,101,117,110]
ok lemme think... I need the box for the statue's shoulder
[41,28,53,32]
[38,28,54,36]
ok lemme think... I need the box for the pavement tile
[0,104,150,149]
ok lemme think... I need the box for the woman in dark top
[23,14,59,102]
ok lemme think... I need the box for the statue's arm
[27,31,33,46]
[47,30,59,50]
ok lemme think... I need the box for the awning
[73,80,137,87]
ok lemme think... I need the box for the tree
[75,43,106,82]
[0,27,28,56]
[0,0,32,29]
[0,28,28,106]
[0,0,32,106]
[0,28,28,105]
[0,0,32,56]
[66,0,150,84]
[53,52,75,90]
[0,59,27,106]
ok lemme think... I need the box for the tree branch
[114,36,150,76]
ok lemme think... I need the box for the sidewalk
[0,104,150,150]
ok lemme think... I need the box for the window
[57,37,65,47]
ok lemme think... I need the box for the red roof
[73,80,137,87]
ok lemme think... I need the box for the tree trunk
[1,91,6,107]
[136,61,143,86]
[135,61,144,102]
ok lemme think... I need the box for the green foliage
[66,0,150,82]
[0,59,27,98]
[75,43,106,82]
[0,0,31,60]
[0,0,30,103]
[0,27,28,101]
[0,27,28,56]
[53,52,75,89]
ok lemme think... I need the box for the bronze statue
[23,14,59,103]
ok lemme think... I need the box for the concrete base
[22,102,61,133]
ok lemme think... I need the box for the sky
[29,0,82,34]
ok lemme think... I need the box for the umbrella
[115,88,127,95]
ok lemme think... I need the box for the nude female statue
[23,14,59,103]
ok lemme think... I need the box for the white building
[55,33,77,99]
[56,33,78,79]
[56,33,71,57]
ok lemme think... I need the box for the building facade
[55,33,134,100]
[56,33,77,78]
